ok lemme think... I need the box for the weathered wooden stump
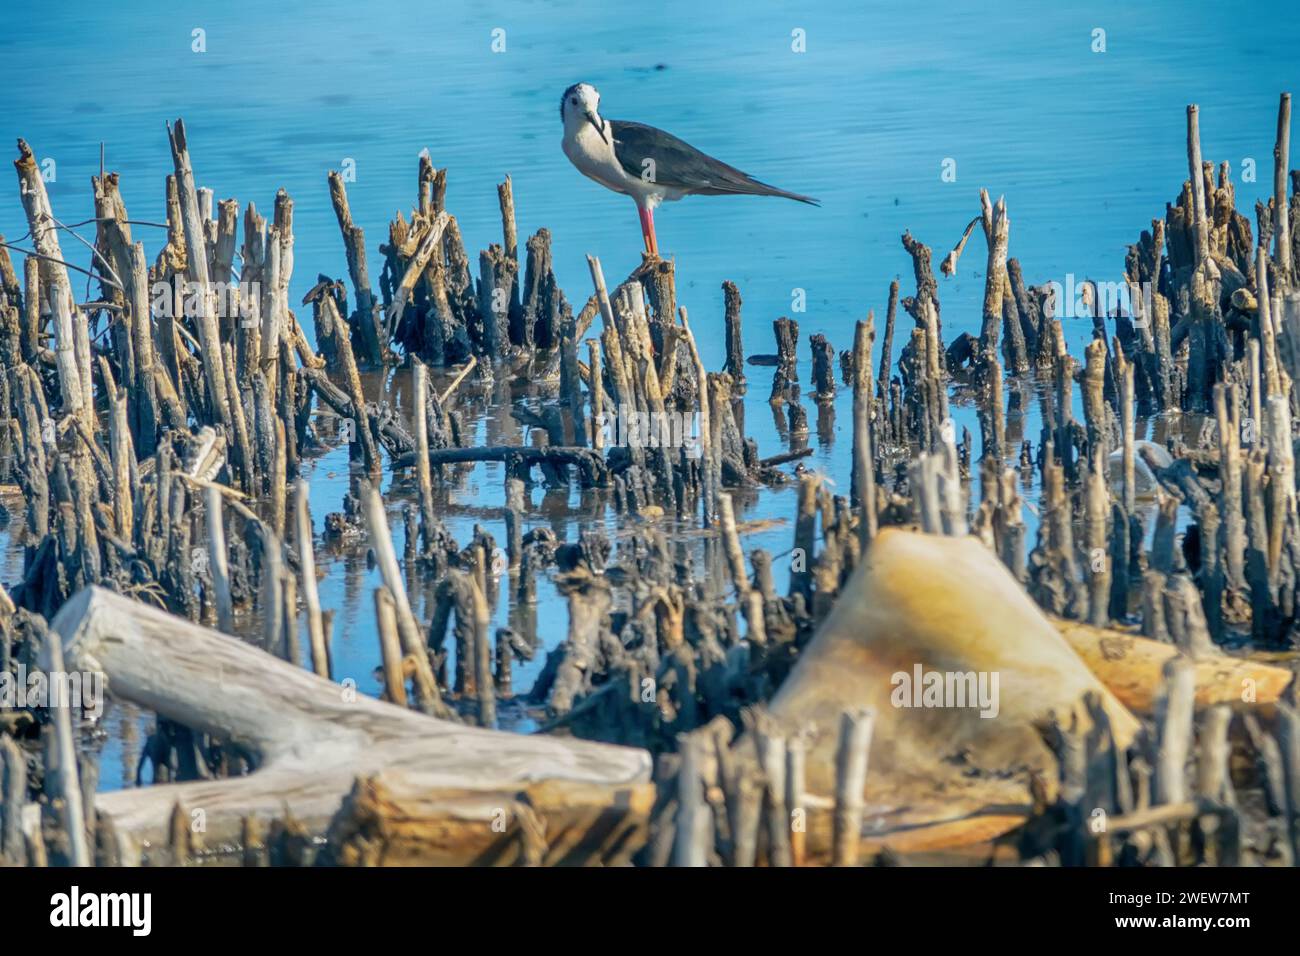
[754,529,1293,857]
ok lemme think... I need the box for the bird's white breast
[562,121,678,208]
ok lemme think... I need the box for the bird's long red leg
[638,205,658,257]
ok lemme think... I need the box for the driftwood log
[31,587,652,865]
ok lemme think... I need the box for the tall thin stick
[1186,105,1210,266]
[205,484,233,633]
[1274,93,1292,288]
[294,480,329,679]
[832,709,874,866]
[361,482,443,716]
[43,628,90,866]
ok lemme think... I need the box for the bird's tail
[695,169,820,205]
[733,178,820,206]
[761,184,820,206]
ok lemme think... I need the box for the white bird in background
[559,82,818,256]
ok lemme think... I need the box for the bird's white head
[560,83,608,143]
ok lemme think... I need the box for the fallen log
[1052,617,1293,713]
[322,774,652,866]
[33,586,652,865]
[391,444,608,487]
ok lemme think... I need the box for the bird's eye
[570,97,578,105]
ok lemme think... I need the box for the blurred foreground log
[1053,618,1292,714]
[755,530,1291,857]
[33,587,652,865]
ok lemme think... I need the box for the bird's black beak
[586,111,608,144]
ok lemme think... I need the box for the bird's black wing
[608,120,819,205]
